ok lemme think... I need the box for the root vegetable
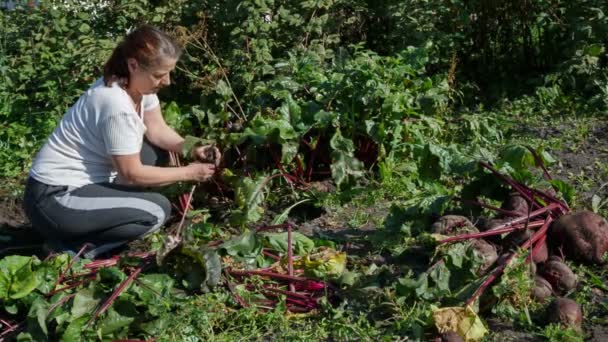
[432,215,478,235]
[532,276,553,302]
[441,331,464,342]
[532,240,549,264]
[538,259,577,294]
[469,239,498,275]
[503,229,533,250]
[545,297,583,332]
[476,217,507,244]
[550,210,608,264]
[501,193,529,217]
[529,261,537,275]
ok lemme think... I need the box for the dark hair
[103,25,181,86]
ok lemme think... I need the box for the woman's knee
[148,192,171,226]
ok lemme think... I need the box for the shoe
[42,239,77,257]
[82,240,129,259]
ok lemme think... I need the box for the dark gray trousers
[23,140,171,258]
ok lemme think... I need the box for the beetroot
[432,215,478,235]
[469,239,498,275]
[476,217,508,244]
[538,259,577,294]
[532,240,549,264]
[549,210,608,264]
[441,331,464,342]
[503,229,533,250]
[501,193,529,217]
[531,276,553,302]
[545,297,583,332]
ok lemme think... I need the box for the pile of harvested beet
[432,161,608,339]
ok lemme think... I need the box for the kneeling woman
[24,25,218,259]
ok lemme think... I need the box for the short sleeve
[143,94,160,111]
[100,112,145,155]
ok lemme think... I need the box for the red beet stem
[287,223,295,292]
[51,243,90,292]
[527,234,547,264]
[175,185,196,238]
[455,197,521,217]
[287,305,312,313]
[466,217,552,306]
[256,223,290,232]
[0,318,14,331]
[88,265,145,325]
[224,270,249,308]
[478,161,542,210]
[0,321,24,339]
[525,146,553,181]
[46,278,92,297]
[46,293,76,315]
[228,269,325,288]
[263,286,315,301]
[262,249,282,261]
[439,202,558,244]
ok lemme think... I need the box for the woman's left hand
[192,145,221,167]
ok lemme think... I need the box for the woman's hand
[192,145,221,167]
[187,162,217,182]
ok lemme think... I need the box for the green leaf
[271,199,311,225]
[202,249,222,291]
[180,135,214,159]
[163,101,182,128]
[549,179,576,205]
[264,232,315,255]
[498,145,536,172]
[330,130,364,186]
[61,317,88,342]
[78,23,90,33]
[0,255,41,300]
[232,175,268,225]
[215,79,232,98]
[133,273,174,303]
[433,306,488,341]
[26,296,50,338]
[417,143,452,181]
[98,308,134,335]
[298,248,347,279]
[71,288,101,319]
[221,230,262,257]
[584,44,604,57]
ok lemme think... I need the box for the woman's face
[127,57,177,95]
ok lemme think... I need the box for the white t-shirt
[30,78,160,188]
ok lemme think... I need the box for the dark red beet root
[501,193,530,217]
[550,211,608,264]
[538,259,577,294]
[545,297,583,332]
[476,217,508,244]
[532,276,553,302]
[503,229,533,250]
[441,331,464,342]
[532,240,549,264]
[432,215,478,235]
[469,239,498,275]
